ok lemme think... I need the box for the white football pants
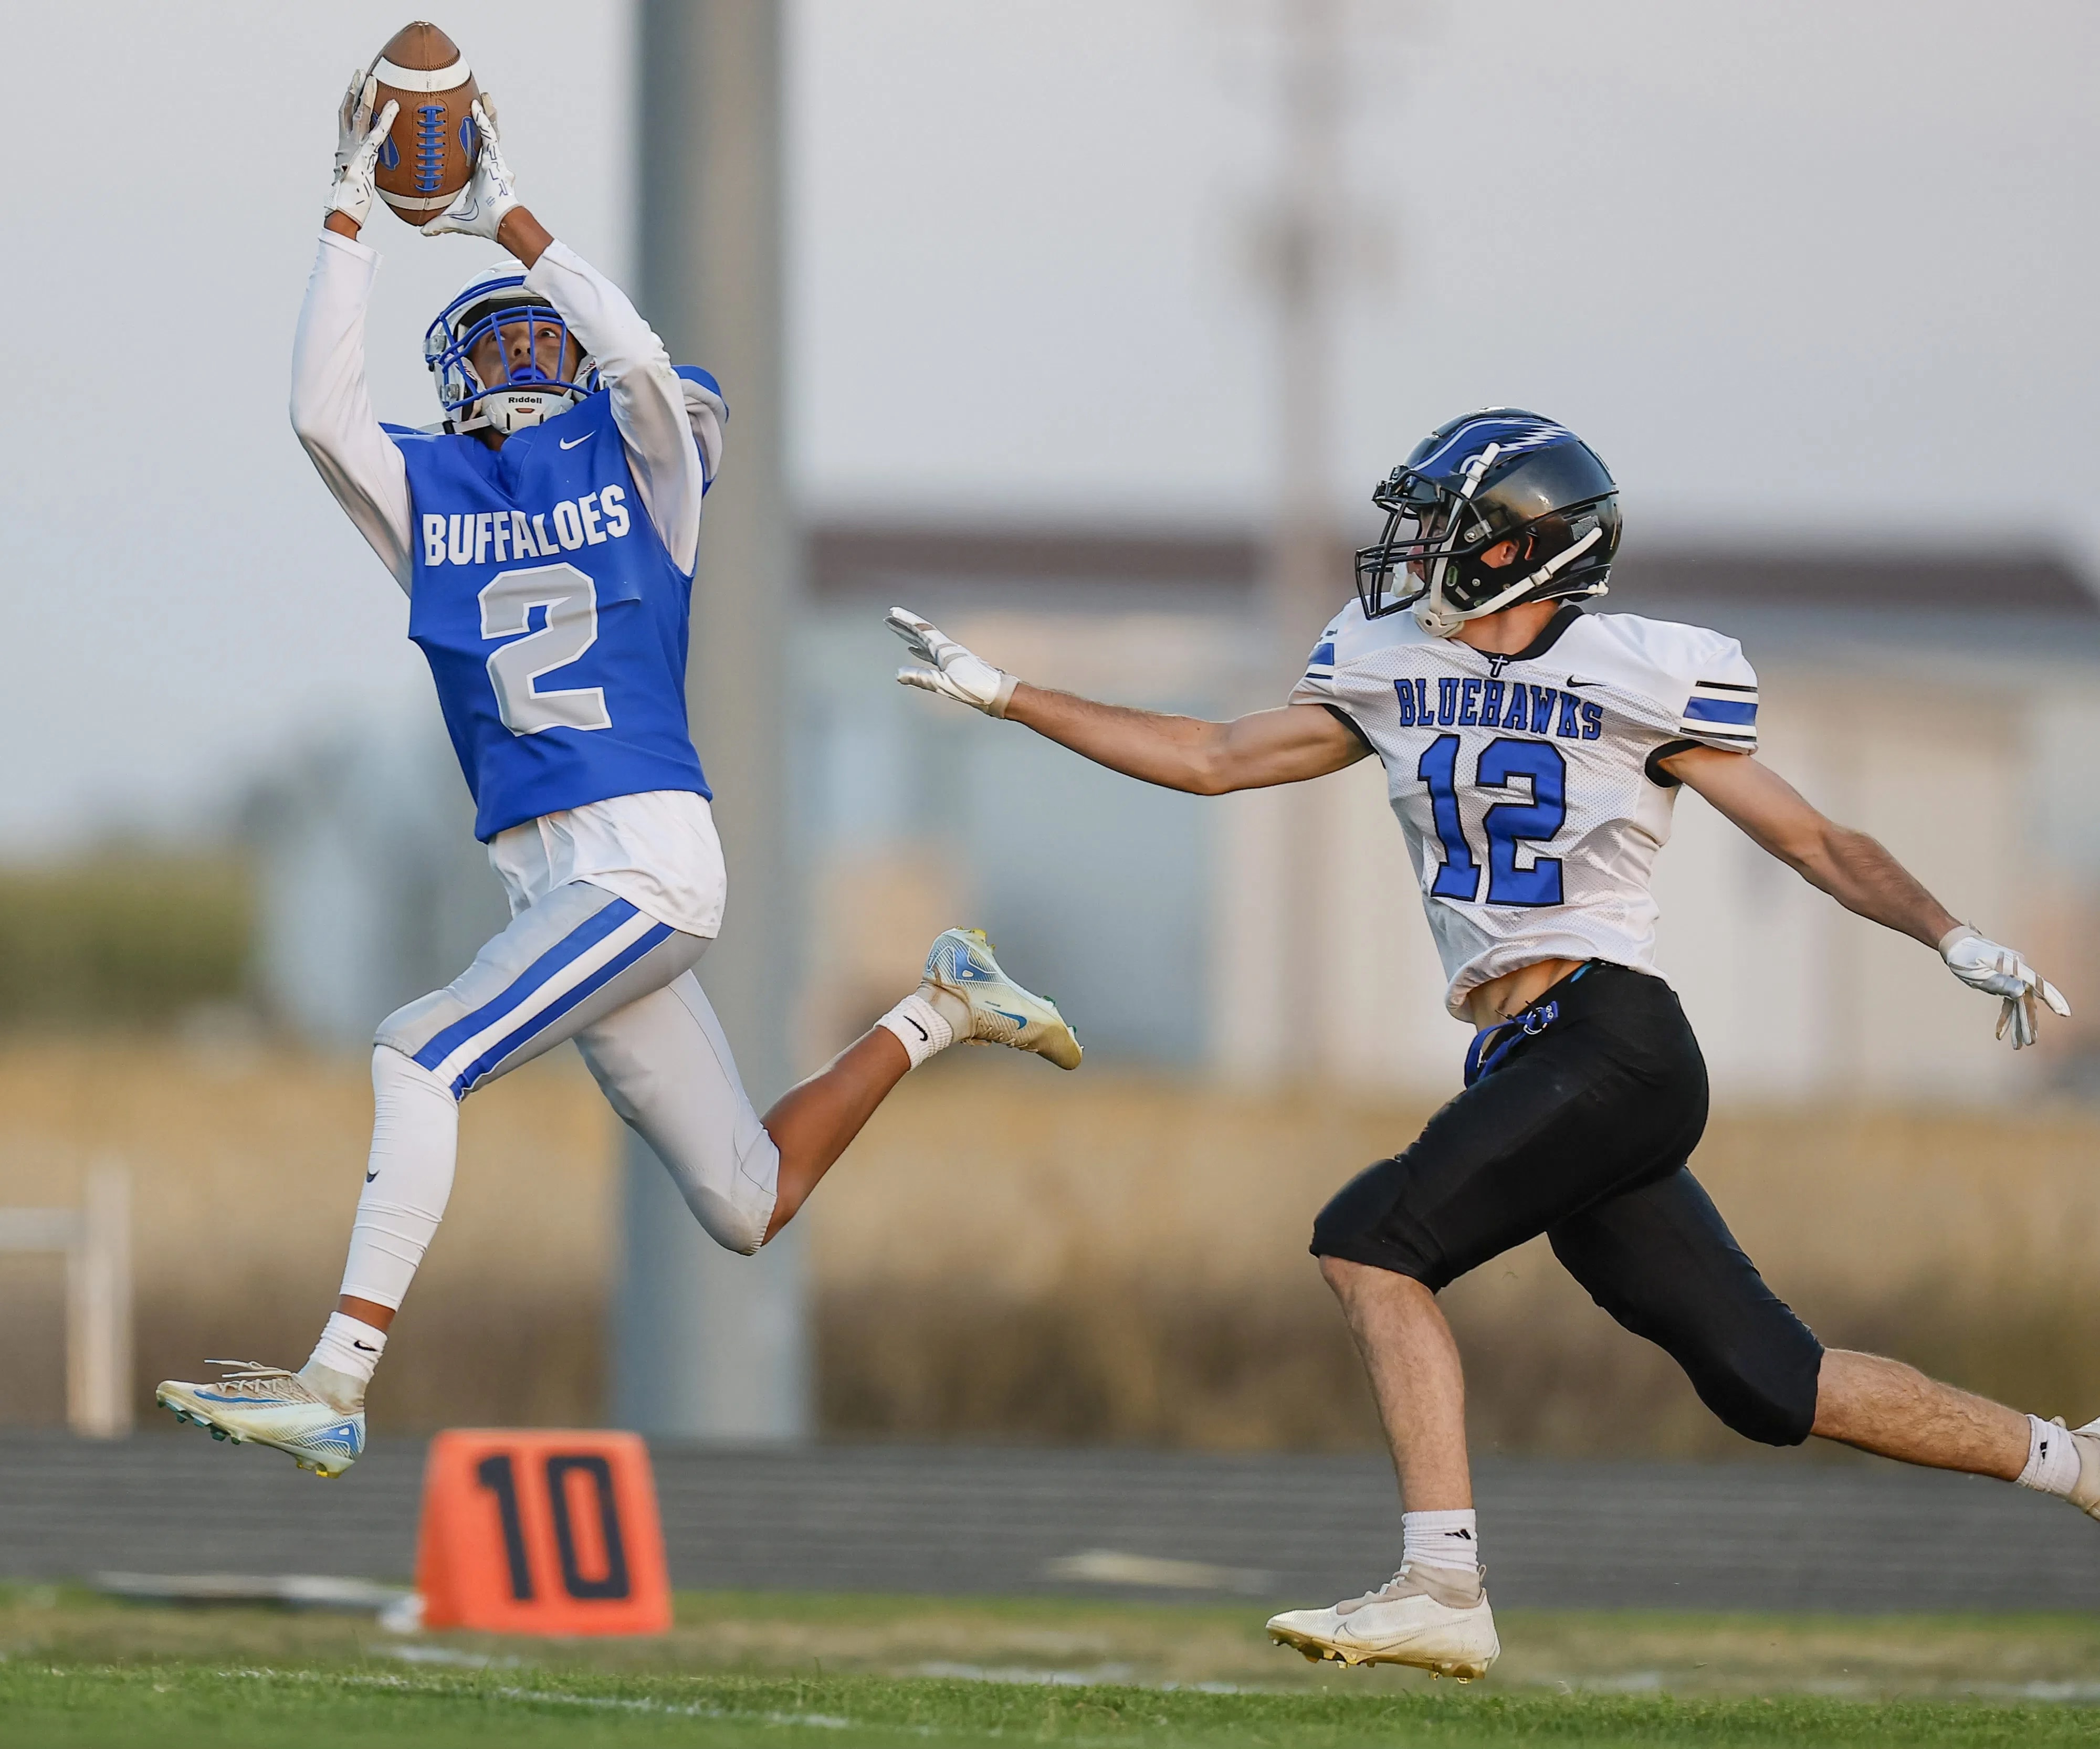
[338,879,780,1310]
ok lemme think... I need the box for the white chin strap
[457,387,577,436]
[1413,592,1471,639]
[1413,522,1606,639]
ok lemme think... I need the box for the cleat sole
[1267,1627,1489,1681]
[155,1388,357,1478]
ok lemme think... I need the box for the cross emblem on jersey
[1485,653,1516,678]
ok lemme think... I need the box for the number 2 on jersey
[1417,734,1567,906]
[479,562,613,736]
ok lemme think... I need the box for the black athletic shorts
[1310,961,1824,1446]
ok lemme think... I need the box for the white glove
[326,70,397,229]
[422,97,520,241]
[1939,925,2071,1050]
[888,607,1018,718]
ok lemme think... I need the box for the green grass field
[5,1585,2099,1747]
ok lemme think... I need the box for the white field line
[187,1662,1258,1741]
[915,1661,1253,1694]
[250,1667,860,1729]
[488,1684,855,1729]
[206,1665,893,1733]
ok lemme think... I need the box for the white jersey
[1291,603,1758,1016]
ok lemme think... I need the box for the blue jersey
[387,383,711,840]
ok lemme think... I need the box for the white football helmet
[424,263,598,435]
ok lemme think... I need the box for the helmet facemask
[1353,417,1622,637]
[425,275,600,435]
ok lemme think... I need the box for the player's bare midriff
[1463,956,1588,1030]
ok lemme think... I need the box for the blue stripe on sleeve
[1684,697,1759,725]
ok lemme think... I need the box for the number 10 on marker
[414,1428,672,1635]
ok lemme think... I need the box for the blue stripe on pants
[413,897,644,1080]
[446,919,676,1096]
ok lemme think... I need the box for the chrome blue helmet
[424,264,600,435]
[1354,409,1621,636]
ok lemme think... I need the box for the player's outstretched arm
[419,97,709,573]
[293,71,415,590]
[1664,743,2070,1046]
[1007,689,1368,795]
[888,609,1367,794]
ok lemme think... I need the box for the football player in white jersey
[888,408,2089,1680]
[154,75,1081,1477]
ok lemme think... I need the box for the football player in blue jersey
[890,409,2093,1679]
[155,75,1081,1477]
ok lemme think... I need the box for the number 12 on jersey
[1418,734,1567,906]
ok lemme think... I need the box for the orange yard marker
[415,1429,672,1635]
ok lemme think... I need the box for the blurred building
[803,524,2100,1105]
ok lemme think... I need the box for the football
[368,21,481,227]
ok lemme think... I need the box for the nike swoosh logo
[559,434,589,450]
[991,1007,1027,1029]
[365,1170,379,1183]
[1564,676,1602,689]
[905,1016,929,1042]
[353,1341,379,1353]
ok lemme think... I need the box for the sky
[2,1,2096,849]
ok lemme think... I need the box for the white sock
[877,991,956,1069]
[1402,1508,1480,1576]
[337,1045,459,1309]
[303,1312,387,1410]
[2017,1414,2083,1497]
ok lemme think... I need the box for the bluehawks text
[1395,676,1603,740]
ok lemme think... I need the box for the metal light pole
[612,0,809,1440]
[1265,0,1347,665]
[1254,0,1351,1076]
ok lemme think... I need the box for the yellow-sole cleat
[156,1362,364,1478]
[922,928,1082,1070]
[1266,1566,1499,1680]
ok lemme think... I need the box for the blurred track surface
[1,1432,2091,1610]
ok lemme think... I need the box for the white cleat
[1267,1564,1500,1680]
[2062,1417,2100,1520]
[921,928,1082,1070]
[155,1362,365,1478]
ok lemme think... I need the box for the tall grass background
[0,856,251,1030]
[1,1041,2094,1456]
